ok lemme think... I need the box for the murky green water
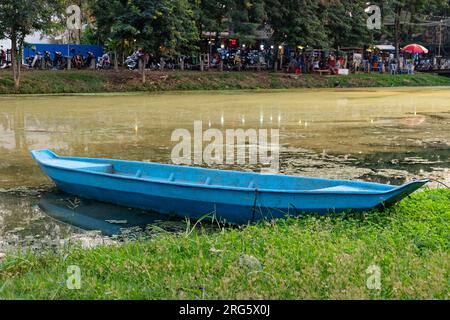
[1,88,449,249]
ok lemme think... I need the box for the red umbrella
[401,44,429,54]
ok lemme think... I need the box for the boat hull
[34,156,428,224]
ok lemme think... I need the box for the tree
[88,0,139,70]
[189,0,268,60]
[381,0,449,61]
[265,0,329,49]
[51,0,94,44]
[132,0,199,83]
[229,0,267,45]
[0,0,61,89]
[190,0,235,40]
[88,0,198,78]
[322,0,374,49]
[134,0,199,56]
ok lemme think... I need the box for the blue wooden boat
[31,149,428,224]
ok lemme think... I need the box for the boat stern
[30,149,58,163]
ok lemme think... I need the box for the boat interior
[32,149,397,192]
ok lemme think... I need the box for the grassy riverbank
[1,69,450,94]
[1,189,449,299]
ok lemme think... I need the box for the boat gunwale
[31,150,429,196]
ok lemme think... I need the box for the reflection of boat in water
[38,191,172,236]
[32,149,429,225]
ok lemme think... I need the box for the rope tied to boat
[251,188,259,222]
[427,178,450,190]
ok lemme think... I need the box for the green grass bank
[1,189,449,299]
[1,69,450,94]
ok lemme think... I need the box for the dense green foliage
[1,1,450,59]
[0,189,448,299]
[80,0,450,55]
[0,0,60,42]
[89,0,199,56]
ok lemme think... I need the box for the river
[1,88,449,249]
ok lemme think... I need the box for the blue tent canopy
[24,44,104,61]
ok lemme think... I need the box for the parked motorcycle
[125,50,144,70]
[53,51,67,70]
[27,50,43,69]
[242,50,261,70]
[145,54,160,70]
[161,56,176,70]
[97,53,111,69]
[42,51,53,69]
[71,53,83,69]
[84,51,95,69]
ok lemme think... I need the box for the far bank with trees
[1,0,450,89]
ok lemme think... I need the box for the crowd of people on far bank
[0,45,7,69]
[187,46,425,75]
[282,50,420,75]
[0,43,434,76]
